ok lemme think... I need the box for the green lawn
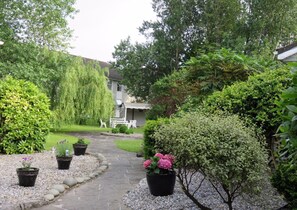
[51,124,111,133]
[45,132,90,150]
[114,139,143,153]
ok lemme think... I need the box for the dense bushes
[272,65,297,208]
[0,77,51,154]
[203,67,292,151]
[147,49,269,119]
[143,118,169,159]
[154,112,268,210]
[272,161,297,208]
[111,124,133,134]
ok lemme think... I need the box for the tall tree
[54,58,114,125]
[113,0,297,100]
[0,0,77,49]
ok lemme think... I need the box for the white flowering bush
[154,111,268,210]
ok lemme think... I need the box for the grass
[114,139,143,153]
[45,132,90,150]
[51,124,111,133]
[131,126,144,134]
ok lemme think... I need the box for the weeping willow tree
[54,57,114,125]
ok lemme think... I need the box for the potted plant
[73,138,88,156]
[16,156,39,187]
[143,153,176,196]
[55,139,73,170]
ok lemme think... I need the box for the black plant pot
[16,167,39,187]
[56,156,73,170]
[73,144,88,156]
[146,171,176,196]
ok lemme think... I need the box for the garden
[1,0,297,209]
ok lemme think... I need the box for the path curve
[34,132,145,210]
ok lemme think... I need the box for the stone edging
[16,153,109,210]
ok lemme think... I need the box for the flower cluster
[143,153,174,175]
[21,156,33,168]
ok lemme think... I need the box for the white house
[97,60,150,127]
[277,43,297,62]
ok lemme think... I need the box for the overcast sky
[67,0,156,62]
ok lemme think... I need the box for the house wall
[283,54,297,62]
[126,109,147,126]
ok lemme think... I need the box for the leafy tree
[54,57,114,125]
[154,112,268,210]
[0,41,73,109]
[148,49,269,118]
[113,0,297,99]
[0,0,77,49]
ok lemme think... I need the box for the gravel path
[0,151,99,209]
[124,175,287,210]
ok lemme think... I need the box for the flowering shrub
[143,153,174,175]
[21,156,33,168]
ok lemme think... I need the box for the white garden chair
[100,119,107,128]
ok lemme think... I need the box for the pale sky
[68,0,156,62]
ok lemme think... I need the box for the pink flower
[154,153,164,159]
[158,159,172,170]
[143,159,152,169]
[163,154,174,164]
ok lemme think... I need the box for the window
[117,83,122,92]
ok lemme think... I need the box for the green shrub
[274,63,297,207]
[143,118,169,159]
[111,128,120,133]
[154,112,268,210]
[272,161,297,208]
[0,76,51,154]
[204,67,292,151]
[116,124,128,133]
[125,129,134,134]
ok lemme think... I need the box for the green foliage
[113,0,297,99]
[148,49,269,118]
[116,124,129,133]
[111,128,120,134]
[55,139,73,157]
[204,67,292,150]
[54,57,114,125]
[125,129,134,135]
[272,161,297,208]
[0,76,51,154]
[274,64,297,207]
[277,64,297,161]
[143,118,169,159]
[76,138,87,145]
[154,112,268,209]
[0,0,77,49]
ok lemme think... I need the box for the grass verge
[51,124,111,133]
[114,139,143,153]
[45,132,90,150]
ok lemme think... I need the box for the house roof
[80,56,123,81]
[277,42,297,61]
[124,103,151,110]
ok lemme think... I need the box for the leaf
[286,105,297,113]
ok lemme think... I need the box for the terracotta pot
[146,171,176,196]
[16,167,39,187]
[56,156,73,170]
